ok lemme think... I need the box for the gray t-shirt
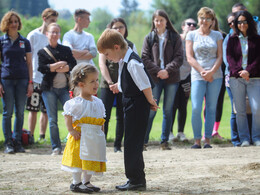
[186,29,223,82]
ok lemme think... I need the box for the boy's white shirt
[118,47,151,92]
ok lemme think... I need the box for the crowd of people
[0,2,260,192]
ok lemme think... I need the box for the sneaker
[114,146,122,153]
[254,141,260,146]
[168,132,175,141]
[37,138,47,144]
[241,141,250,147]
[212,131,223,139]
[203,143,212,149]
[15,145,25,153]
[160,142,171,150]
[4,144,15,154]
[177,132,188,142]
[70,182,94,193]
[191,144,201,149]
[84,181,101,192]
[51,148,61,155]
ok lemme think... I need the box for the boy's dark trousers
[123,94,150,185]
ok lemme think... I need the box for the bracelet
[29,80,33,84]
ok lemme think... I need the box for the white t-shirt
[62,29,97,65]
[186,29,223,82]
[118,48,151,92]
[27,28,48,84]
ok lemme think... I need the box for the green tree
[120,0,139,22]
[88,8,114,35]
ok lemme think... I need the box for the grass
[0,92,233,147]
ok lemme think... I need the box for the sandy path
[0,143,260,195]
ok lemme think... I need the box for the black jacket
[38,44,77,91]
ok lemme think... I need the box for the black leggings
[171,75,191,133]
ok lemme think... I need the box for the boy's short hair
[97,29,127,53]
[74,9,90,21]
[42,8,59,19]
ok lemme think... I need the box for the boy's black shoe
[84,181,101,192]
[116,181,146,191]
[70,182,94,193]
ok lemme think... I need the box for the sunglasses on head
[186,22,197,27]
[237,20,248,25]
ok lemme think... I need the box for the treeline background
[1,0,260,55]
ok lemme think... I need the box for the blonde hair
[70,63,98,97]
[197,7,216,19]
[0,11,22,33]
[97,28,127,53]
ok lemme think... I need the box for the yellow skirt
[62,117,106,173]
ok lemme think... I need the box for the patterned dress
[61,96,106,175]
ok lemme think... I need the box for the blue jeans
[226,86,240,146]
[145,80,179,144]
[229,78,260,143]
[1,79,28,145]
[42,87,70,150]
[191,79,222,139]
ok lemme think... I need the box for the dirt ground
[0,141,260,195]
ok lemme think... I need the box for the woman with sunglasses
[227,10,260,147]
[186,7,223,149]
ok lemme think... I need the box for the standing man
[26,8,59,143]
[62,9,97,65]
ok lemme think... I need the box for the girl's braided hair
[70,63,98,97]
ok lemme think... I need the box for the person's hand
[157,70,169,79]
[0,83,4,97]
[69,128,81,140]
[201,70,214,82]
[56,65,69,72]
[57,61,67,69]
[239,70,250,81]
[109,83,119,94]
[149,98,160,111]
[27,83,33,97]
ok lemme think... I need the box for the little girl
[61,63,106,193]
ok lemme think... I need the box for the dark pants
[171,75,191,133]
[123,94,150,185]
[215,76,226,122]
[100,88,124,147]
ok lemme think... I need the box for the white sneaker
[254,141,260,146]
[169,132,175,141]
[177,132,188,142]
[52,148,61,155]
[241,141,250,147]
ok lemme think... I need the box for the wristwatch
[108,81,114,85]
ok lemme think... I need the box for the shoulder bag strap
[43,47,58,62]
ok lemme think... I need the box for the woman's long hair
[151,9,178,33]
[234,10,257,37]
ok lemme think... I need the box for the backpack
[147,30,177,49]
[21,129,34,146]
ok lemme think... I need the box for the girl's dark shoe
[84,181,101,192]
[70,182,94,193]
[191,144,201,149]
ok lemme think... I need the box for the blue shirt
[0,33,31,79]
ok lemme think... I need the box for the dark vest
[121,52,154,98]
